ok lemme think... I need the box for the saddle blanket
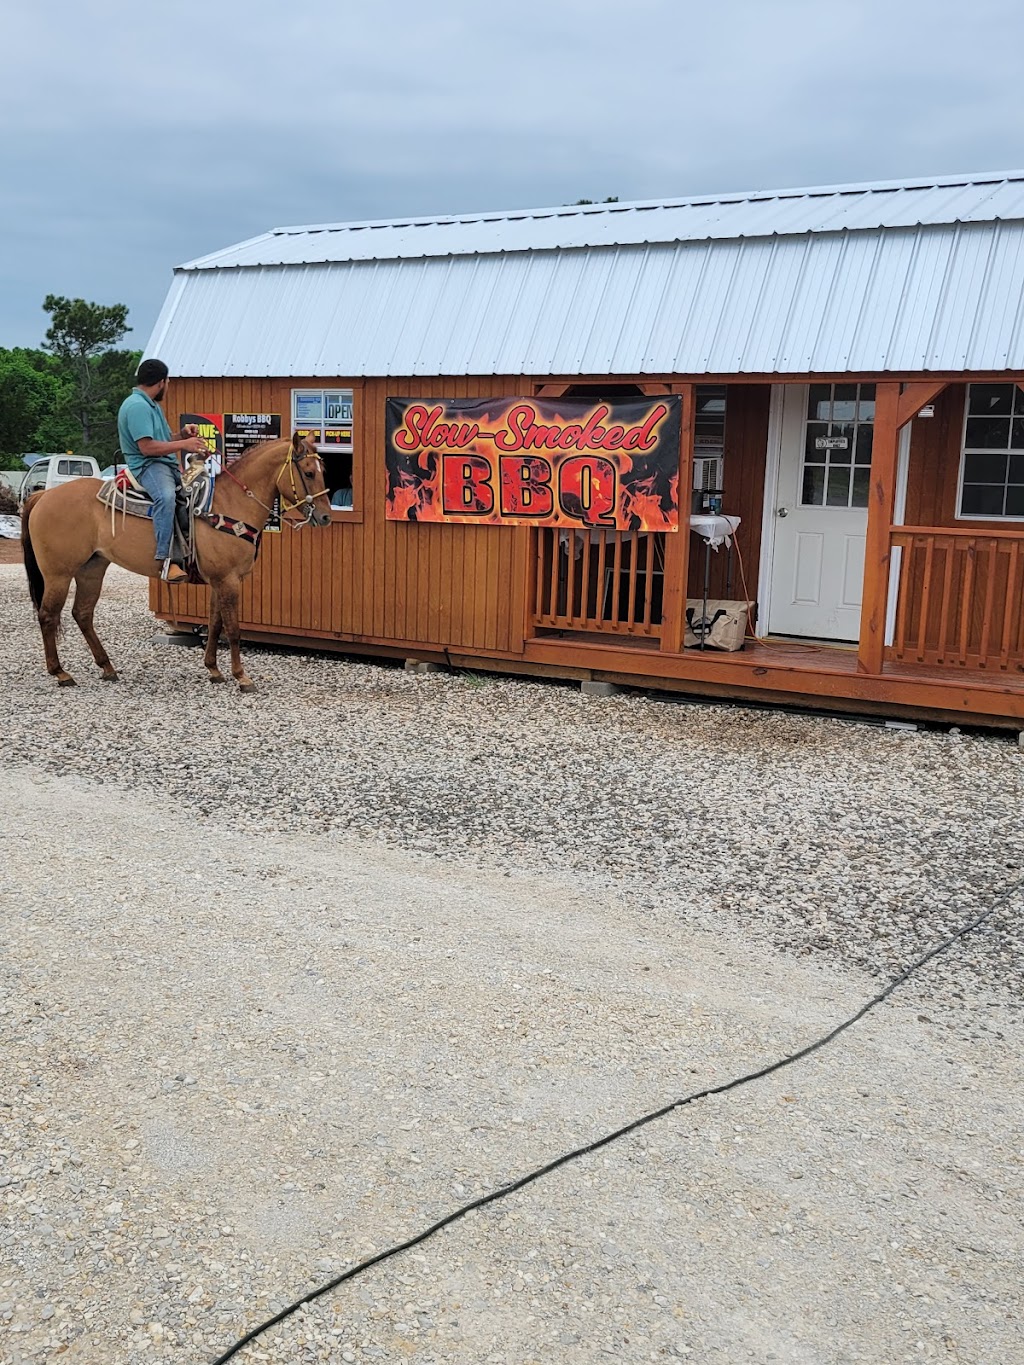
[96,468,216,521]
[96,469,217,584]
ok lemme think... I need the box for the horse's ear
[291,431,304,455]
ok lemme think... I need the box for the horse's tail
[21,493,45,614]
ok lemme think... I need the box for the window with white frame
[959,384,1024,518]
[291,388,355,509]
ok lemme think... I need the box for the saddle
[97,460,217,583]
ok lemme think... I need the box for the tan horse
[21,433,331,691]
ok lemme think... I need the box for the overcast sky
[2,0,1023,351]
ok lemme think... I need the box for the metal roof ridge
[175,220,1022,275]
[180,228,282,271]
[247,169,1024,238]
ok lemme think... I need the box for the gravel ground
[2,565,1023,1365]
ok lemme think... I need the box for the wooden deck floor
[524,630,1024,726]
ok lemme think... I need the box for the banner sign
[223,413,283,530]
[385,396,681,531]
[224,412,281,464]
[180,413,223,470]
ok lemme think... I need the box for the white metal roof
[149,171,1024,377]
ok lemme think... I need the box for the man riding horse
[23,386,331,690]
[117,358,210,584]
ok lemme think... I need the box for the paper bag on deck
[684,599,753,651]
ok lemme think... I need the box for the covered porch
[526,379,1024,726]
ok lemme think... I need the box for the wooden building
[147,171,1024,729]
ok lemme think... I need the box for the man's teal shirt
[118,389,175,474]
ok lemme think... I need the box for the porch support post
[660,383,695,653]
[857,381,901,675]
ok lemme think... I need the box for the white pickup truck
[19,453,101,503]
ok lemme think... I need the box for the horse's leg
[72,556,118,681]
[38,574,76,686]
[216,578,255,692]
[204,588,226,684]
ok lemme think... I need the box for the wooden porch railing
[889,526,1024,670]
[533,528,665,637]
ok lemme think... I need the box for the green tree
[42,295,132,456]
[0,349,72,469]
[572,196,620,205]
[89,347,143,463]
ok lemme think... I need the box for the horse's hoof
[238,680,257,694]
[101,671,119,683]
[208,672,226,685]
[56,675,76,688]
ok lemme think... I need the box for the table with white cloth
[688,514,741,649]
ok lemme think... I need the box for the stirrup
[160,559,188,584]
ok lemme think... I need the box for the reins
[218,447,331,526]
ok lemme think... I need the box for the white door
[768,384,875,641]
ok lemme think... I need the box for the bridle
[281,448,331,524]
[221,446,331,527]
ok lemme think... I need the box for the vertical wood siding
[152,376,530,655]
[685,384,771,605]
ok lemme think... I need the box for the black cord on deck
[211,883,1019,1364]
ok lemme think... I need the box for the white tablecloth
[689,514,740,549]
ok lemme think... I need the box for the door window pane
[855,426,874,464]
[856,385,876,422]
[807,385,832,422]
[1006,484,1024,516]
[832,384,858,422]
[802,465,826,505]
[852,467,871,507]
[826,466,852,506]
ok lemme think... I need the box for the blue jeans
[136,460,182,560]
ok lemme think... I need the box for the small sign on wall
[815,435,849,450]
[224,413,281,463]
[224,413,282,531]
[180,413,224,471]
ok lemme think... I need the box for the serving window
[292,389,355,510]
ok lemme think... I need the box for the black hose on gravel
[211,882,1020,1364]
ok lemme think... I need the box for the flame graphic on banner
[618,469,679,533]
[387,445,440,522]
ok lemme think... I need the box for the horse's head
[279,432,332,527]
